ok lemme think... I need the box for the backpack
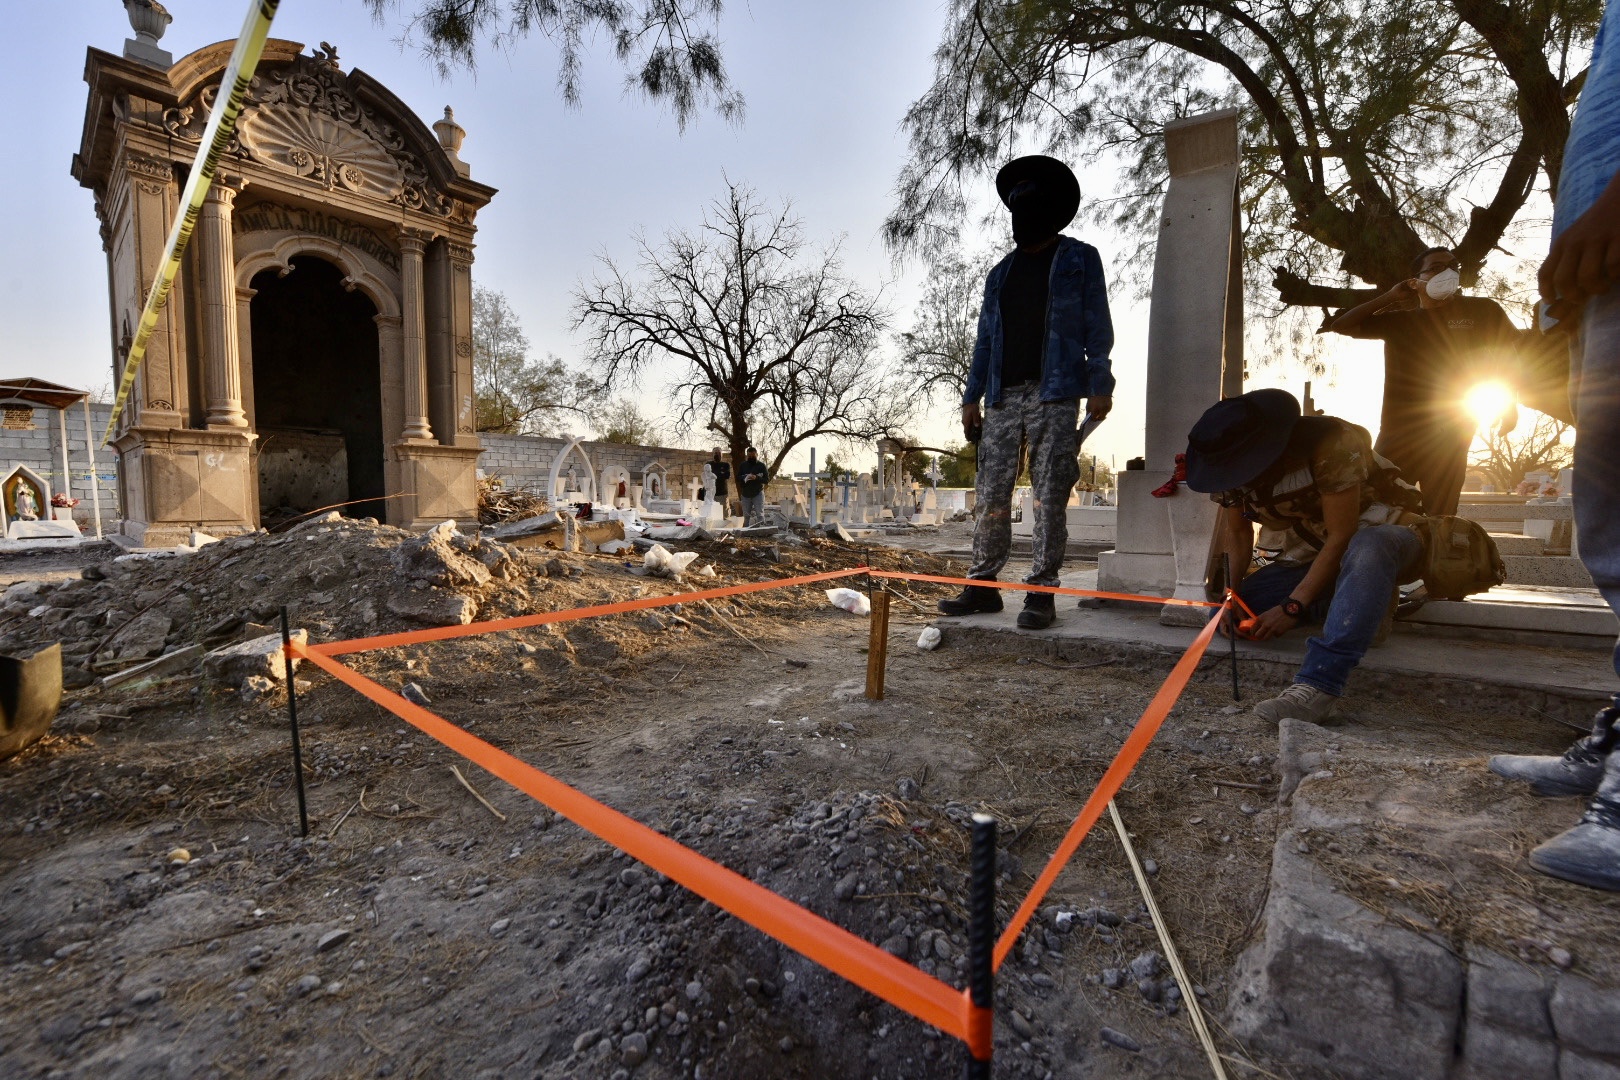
[1410,515,1506,600]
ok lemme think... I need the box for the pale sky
[5,0,1532,475]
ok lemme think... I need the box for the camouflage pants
[969,384,1080,586]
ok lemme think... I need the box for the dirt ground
[0,520,1609,1079]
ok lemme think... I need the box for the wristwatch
[1281,598,1305,619]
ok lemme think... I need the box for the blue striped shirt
[1555,1,1620,236]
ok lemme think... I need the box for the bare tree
[573,182,906,475]
[473,285,600,434]
[364,0,742,129]
[1470,410,1575,492]
[896,245,993,406]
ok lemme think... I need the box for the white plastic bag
[825,588,871,617]
[642,545,673,575]
[917,626,942,651]
[642,545,700,578]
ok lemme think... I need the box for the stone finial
[434,107,471,178]
[123,0,174,68]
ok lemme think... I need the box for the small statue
[700,463,719,520]
[13,485,38,521]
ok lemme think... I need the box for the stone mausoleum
[73,14,495,545]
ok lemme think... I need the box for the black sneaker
[938,584,1004,616]
[1017,591,1056,630]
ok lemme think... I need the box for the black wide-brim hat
[995,155,1081,233]
[1184,389,1302,493]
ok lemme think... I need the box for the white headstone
[1096,108,1244,622]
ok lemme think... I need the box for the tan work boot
[1253,683,1339,724]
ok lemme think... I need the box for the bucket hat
[1183,389,1302,493]
[995,155,1081,235]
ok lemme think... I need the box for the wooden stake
[865,588,891,700]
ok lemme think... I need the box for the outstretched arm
[1329,279,1420,336]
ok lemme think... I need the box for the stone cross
[837,471,857,510]
[803,448,827,522]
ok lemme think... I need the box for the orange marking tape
[991,602,1228,970]
[868,570,1220,608]
[291,642,982,1042]
[314,566,870,657]
[965,1002,993,1061]
[1227,589,1258,620]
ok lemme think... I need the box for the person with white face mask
[1328,247,1524,516]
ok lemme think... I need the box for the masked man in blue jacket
[939,156,1116,629]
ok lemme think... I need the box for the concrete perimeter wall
[478,434,711,498]
[0,401,119,524]
[0,411,714,531]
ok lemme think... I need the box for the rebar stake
[966,813,996,1079]
[280,605,309,838]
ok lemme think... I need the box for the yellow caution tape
[102,0,281,444]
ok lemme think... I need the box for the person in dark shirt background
[737,446,769,527]
[1329,246,1524,516]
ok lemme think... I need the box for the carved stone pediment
[162,50,451,216]
[237,105,405,198]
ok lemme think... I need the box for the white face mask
[1424,267,1460,301]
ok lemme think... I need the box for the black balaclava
[1008,181,1058,248]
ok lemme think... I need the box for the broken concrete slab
[100,610,174,661]
[502,516,624,553]
[1462,948,1558,1080]
[391,521,492,589]
[1551,971,1620,1062]
[1229,717,1620,1080]
[202,631,305,685]
[1228,839,1464,1080]
[489,512,559,541]
[387,588,478,626]
[101,645,204,689]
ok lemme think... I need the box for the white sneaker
[1253,683,1339,724]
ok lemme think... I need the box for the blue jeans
[1574,291,1620,682]
[1234,524,1424,697]
[741,493,766,527]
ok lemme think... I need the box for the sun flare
[1464,380,1514,431]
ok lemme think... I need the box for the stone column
[1095,108,1244,619]
[235,285,257,425]
[398,229,435,442]
[199,180,248,427]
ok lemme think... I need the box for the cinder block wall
[478,434,711,498]
[0,401,119,519]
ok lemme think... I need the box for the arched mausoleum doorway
[249,256,386,523]
[75,32,496,545]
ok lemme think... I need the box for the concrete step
[1459,501,1573,521]
[1489,532,1545,556]
[1502,554,1595,589]
[1400,584,1616,647]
